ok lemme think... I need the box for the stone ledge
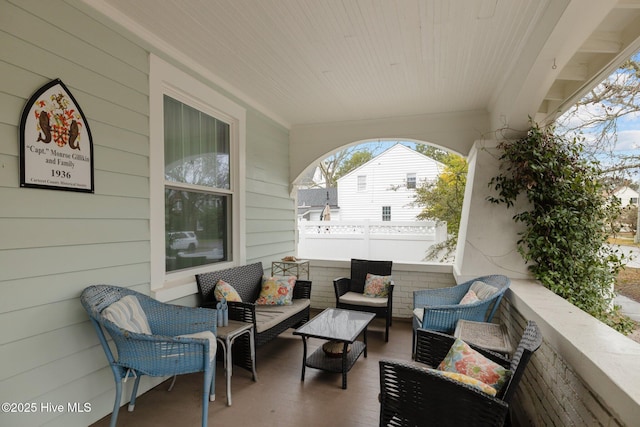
[507,279,640,425]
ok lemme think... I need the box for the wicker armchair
[379,321,542,427]
[334,258,394,341]
[80,285,217,427]
[412,275,510,352]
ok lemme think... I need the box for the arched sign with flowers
[20,78,94,193]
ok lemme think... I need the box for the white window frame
[406,173,417,189]
[357,175,367,192]
[382,206,391,221]
[150,55,246,301]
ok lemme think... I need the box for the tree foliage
[316,145,377,188]
[488,122,634,334]
[415,152,468,262]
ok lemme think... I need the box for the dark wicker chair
[80,285,217,427]
[334,258,393,342]
[379,321,542,427]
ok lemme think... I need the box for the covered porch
[87,262,640,426]
[2,1,640,426]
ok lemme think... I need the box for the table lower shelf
[305,341,366,373]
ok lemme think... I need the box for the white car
[167,231,199,251]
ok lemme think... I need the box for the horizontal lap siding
[245,110,296,265]
[0,0,151,425]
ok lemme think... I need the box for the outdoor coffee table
[293,308,376,389]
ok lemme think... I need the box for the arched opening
[293,138,467,264]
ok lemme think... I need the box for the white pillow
[469,281,498,300]
[459,289,480,305]
[102,295,152,334]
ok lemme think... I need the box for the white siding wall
[615,186,639,206]
[337,145,441,221]
[0,1,295,425]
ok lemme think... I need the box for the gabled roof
[337,144,444,182]
[297,188,338,208]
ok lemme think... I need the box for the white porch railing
[297,220,448,262]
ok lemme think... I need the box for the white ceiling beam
[615,0,640,9]
[557,62,589,81]
[580,31,621,53]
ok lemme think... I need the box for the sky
[556,50,640,184]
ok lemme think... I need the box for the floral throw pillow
[425,368,497,396]
[459,289,480,305]
[213,279,242,302]
[437,338,511,392]
[255,276,296,305]
[363,273,392,298]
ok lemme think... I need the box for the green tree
[414,144,449,163]
[414,152,468,262]
[488,122,634,334]
[317,146,376,188]
[334,151,373,181]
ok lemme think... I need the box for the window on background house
[631,197,638,205]
[407,173,416,189]
[358,175,367,192]
[382,206,391,221]
[164,95,231,272]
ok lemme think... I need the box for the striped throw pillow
[102,295,152,334]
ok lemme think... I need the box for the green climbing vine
[488,121,635,334]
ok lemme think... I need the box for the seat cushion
[102,295,152,334]
[413,307,424,323]
[176,331,217,361]
[255,299,310,333]
[339,291,388,307]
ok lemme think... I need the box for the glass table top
[294,308,376,342]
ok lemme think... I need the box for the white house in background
[337,144,443,221]
[614,186,639,206]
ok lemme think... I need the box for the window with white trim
[164,95,231,272]
[358,175,367,192]
[406,173,416,189]
[150,55,245,296]
[382,206,391,221]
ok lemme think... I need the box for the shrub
[488,122,634,334]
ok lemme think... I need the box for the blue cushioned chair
[412,275,510,353]
[81,285,217,427]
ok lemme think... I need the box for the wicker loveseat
[196,262,312,370]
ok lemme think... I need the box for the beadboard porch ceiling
[92,0,640,130]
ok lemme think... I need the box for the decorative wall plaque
[20,79,94,193]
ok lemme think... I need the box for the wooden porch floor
[90,312,414,427]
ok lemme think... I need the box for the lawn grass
[616,267,640,301]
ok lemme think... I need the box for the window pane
[165,189,229,272]
[382,206,391,221]
[358,175,366,192]
[164,95,230,189]
[407,173,416,189]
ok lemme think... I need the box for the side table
[271,259,310,279]
[454,319,512,355]
[216,320,257,406]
